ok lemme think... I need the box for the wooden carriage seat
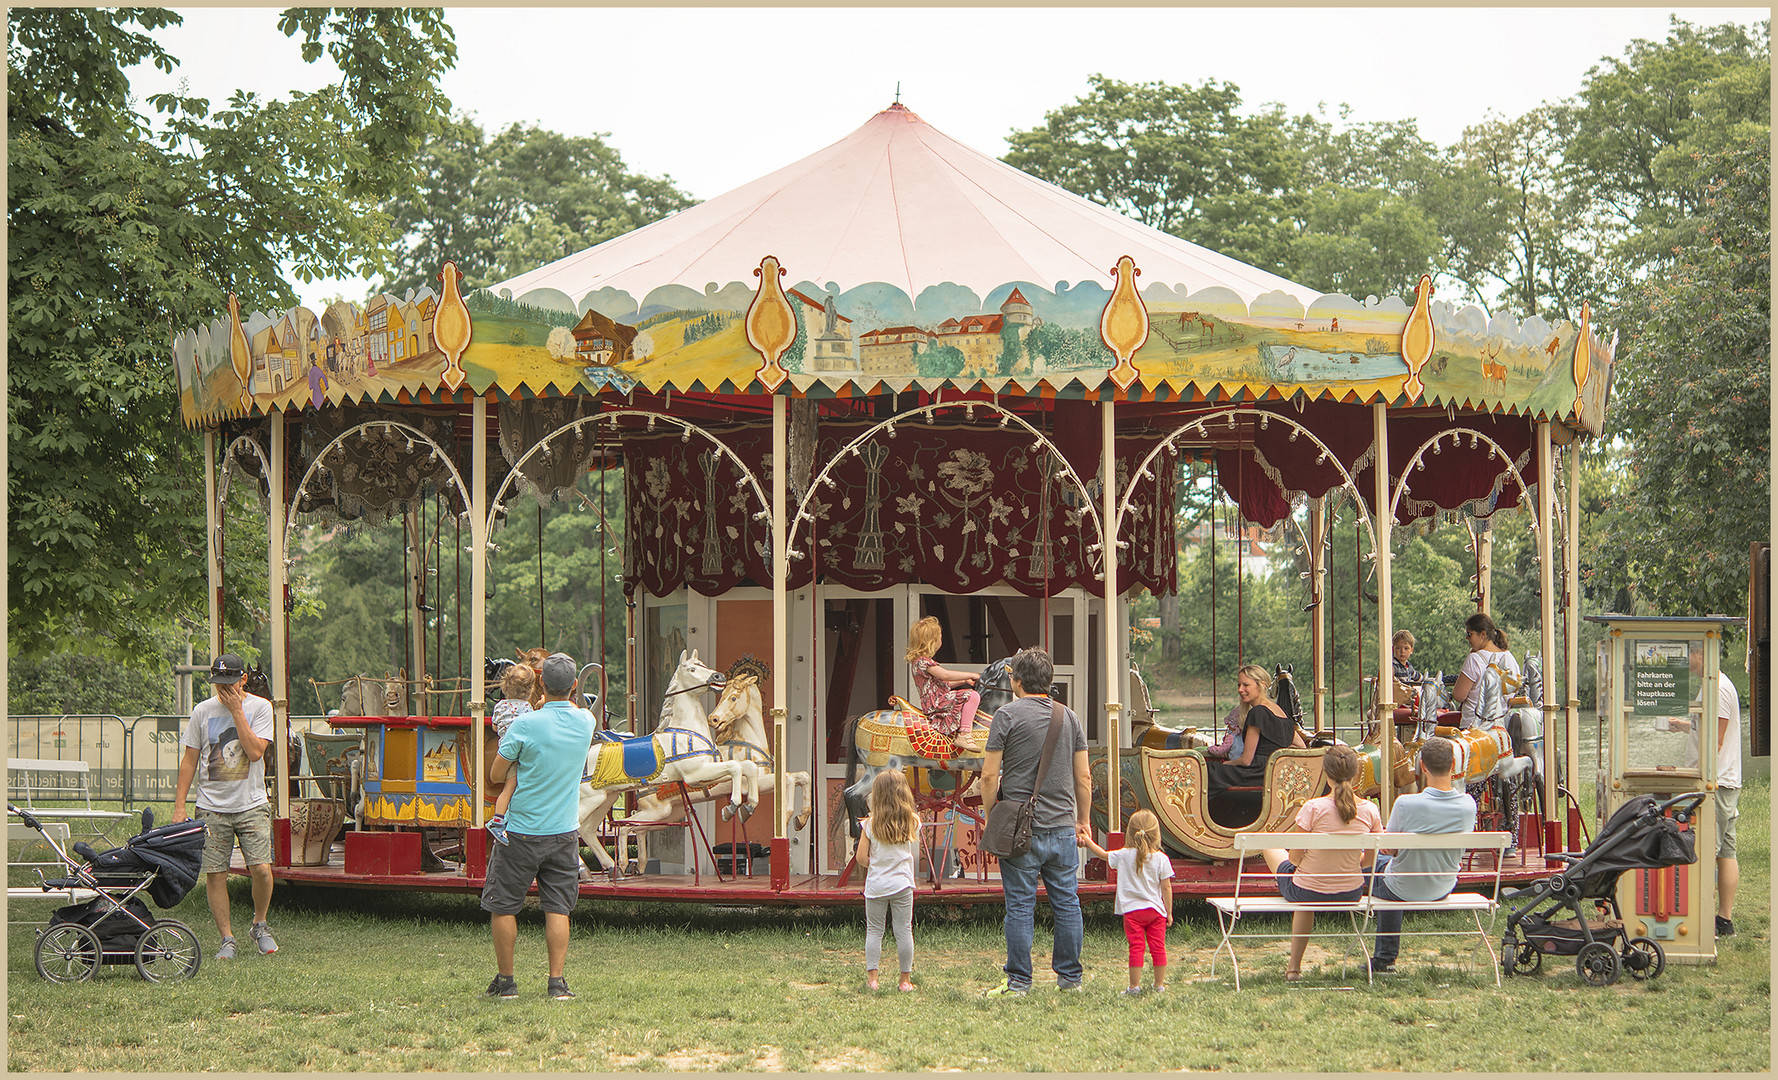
[1208,745,1326,829]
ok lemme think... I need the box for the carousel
[169,102,1614,902]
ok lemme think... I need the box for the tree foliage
[1602,135,1770,618]
[7,8,458,662]
[378,117,695,296]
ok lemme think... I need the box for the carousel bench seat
[1209,830,1512,990]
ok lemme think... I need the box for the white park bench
[1209,830,1511,990]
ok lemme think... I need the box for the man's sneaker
[1056,978,1084,992]
[214,937,236,961]
[486,815,510,846]
[1369,958,1397,976]
[1716,915,1736,937]
[485,974,519,999]
[547,976,575,1001]
[982,976,1028,997]
[249,921,278,954]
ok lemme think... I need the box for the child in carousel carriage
[484,663,538,846]
[906,616,983,754]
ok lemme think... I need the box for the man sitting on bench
[1369,736,1475,974]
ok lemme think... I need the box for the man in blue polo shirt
[1370,736,1476,974]
[480,653,596,1001]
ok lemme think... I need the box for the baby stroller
[10,804,207,982]
[1498,791,1704,986]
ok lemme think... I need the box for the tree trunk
[1160,592,1180,664]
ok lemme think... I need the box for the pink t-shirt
[1291,794,1383,894]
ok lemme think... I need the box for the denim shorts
[1274,860,1364,904]
[479,830,582,915]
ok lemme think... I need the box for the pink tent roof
[491,103,1321,310]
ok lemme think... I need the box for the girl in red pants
[1081,809,1174,994]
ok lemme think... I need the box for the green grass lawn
[8,777,1767,1072]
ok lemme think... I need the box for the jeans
[1369,854,1450,965]
[999,825,1084,989]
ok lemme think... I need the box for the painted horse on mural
[575,650,759,876]
[612,656,814,874]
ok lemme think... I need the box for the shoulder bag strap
[1030,700,1065,795]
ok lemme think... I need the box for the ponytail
[1322,743,1361,824]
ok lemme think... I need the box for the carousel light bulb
[1054,468,1070,481]
[647,417,656,432]
[752,510,771,522]
[1259,415,1270,429]
[405,439,414,451]
[680,430,691,444]
[1288,429,1299,442]
[885,423,897,439]
[966,404,975,420]
[787,548,805,561]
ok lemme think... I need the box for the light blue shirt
[1381,785,1476,901]
[497,700,595,836]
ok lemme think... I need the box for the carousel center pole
[1101,398,1123,851]
[470,394,490,835]
[269,409,291,840]
[1372,403,1394,817]
[770,394,790,888]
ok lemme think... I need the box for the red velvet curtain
[624,419,1175,598]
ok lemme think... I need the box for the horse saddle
[588,735,665,787]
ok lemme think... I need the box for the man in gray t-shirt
[1370,736,1475,972]
[981,648,1091,995]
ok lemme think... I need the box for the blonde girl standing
[855,769,920,991]
[906,616,982,753]
[1081,809,1174,994]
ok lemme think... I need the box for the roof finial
[894,81,901,105]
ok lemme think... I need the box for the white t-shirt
[180,693,275,813]
[1684,672,1742,789]
[1107,847,1175,917]
[862,819,918,899]
[1458,649,1518,728]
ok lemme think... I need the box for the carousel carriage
[168,100,1614,898]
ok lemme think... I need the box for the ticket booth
[1589,614,1743,964]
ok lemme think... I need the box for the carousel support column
[205,429,223,659]
[1372,403,1394,817]
[469,394,490,876]
[1309,496,1328,732]
[1101,398,1124,856]
[1564,439,1583,853]
[268,410,292,864]
[1536,422,1560,860]
[770,395,791,889]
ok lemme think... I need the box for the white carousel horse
[612,661,814,873]
[575,650,759,875]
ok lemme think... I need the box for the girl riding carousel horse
[906,616,983,755]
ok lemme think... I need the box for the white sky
[126,6,1767,310]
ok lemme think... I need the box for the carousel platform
[242,842,1552,907]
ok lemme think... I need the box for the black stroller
[10,804,208,982]
[1499,791,1705,986]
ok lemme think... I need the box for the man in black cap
[172,653,280,960]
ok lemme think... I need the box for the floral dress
[911,655,970,736]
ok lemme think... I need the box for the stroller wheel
[1504,939,1542,976]
[34,923,102,983]
[135,919,202,983]
[1624,936,1665,981]
[1576,941,1621,987]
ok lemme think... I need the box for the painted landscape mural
[174,266,1616,435]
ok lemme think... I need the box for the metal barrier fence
[9,714,341,808]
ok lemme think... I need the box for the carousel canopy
[173,101,1614,442]
[492,103,1321,323]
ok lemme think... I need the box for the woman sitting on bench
[1206,665,1305,799]
[1260,744,1382,981]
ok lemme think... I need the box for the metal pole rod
[1537,423,1559,851]
[471,394,489,828]
[771,396,790,871]
[1310,496,1327,732]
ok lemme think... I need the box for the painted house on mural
[366,290,438,370]
[571,307,639,368]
